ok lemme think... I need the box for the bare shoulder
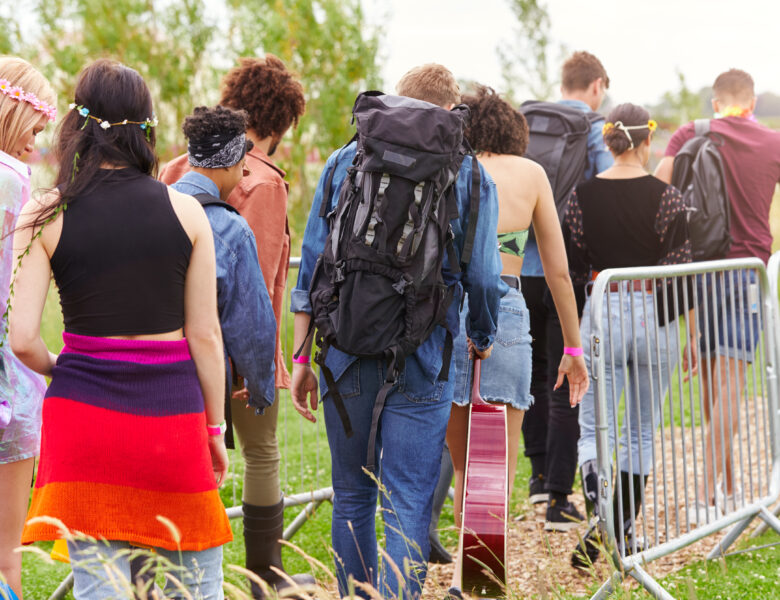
[517,156,548,180]
[166,186,208,241]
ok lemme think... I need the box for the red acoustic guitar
[460,359,508,597]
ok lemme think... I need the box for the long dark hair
[32,59,158,228]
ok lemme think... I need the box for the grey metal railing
[586,259,780,600]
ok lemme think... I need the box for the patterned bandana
[188,133,247,168]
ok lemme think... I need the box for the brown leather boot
[243,499,316,599]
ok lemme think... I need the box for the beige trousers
[231,391,282,506]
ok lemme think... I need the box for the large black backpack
[520,100,602,224]
[670,119,732,261]
[303,91,479,470]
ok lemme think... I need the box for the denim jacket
[290,141,507,386]
[172,172,276,412]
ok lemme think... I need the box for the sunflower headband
[0,79,57,121]
[602,119,657,150]
[68,103,158,139]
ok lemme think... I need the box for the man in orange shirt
[160,55,308,598]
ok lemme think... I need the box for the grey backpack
[671,119,732,261]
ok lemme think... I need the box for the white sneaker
[687,501,723,526]
[716,484,744,512]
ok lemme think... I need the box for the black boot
[612,471,648,556]
[243,500,316,599]
[428,445,454,564]
[571,460,601,569]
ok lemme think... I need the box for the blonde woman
[0,56,56,599]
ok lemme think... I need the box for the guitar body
[460,360,508,597]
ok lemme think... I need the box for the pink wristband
[564,347,583,357]
[293,355,310,365]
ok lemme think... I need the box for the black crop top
[51,168,193,336]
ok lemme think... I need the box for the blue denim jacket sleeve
[212,208,277,413]
[586,116,613,179]
[291,144,354,314]
[452,156,506,351]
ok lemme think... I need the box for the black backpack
[520,100,602,224]
[302,91,479,470]
[670,119,732,261]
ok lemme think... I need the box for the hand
[682,338,699,383]
[291,363,319,423]
[467,338,492,360]
[554,354,589,407]
[231,386,249,402]
[208,435,229,487]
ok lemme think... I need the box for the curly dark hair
[603,103,651,156]
[219,55,306,139]
[182,105,248,140]
[462,85,528,156]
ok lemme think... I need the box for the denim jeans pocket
[322,359,362,401]
[495,300,529,348]
[397,365,447,404]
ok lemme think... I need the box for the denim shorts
[453,287,533,410]
[696,270,760,362]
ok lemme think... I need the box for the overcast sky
[364,0,780,105]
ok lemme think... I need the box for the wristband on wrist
[564,346,584,357]
[293,355,310,365]
[207,421,227,436]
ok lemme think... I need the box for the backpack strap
[365,350,405,472]
[460,154,481,267]
[313,342,354,439]
[319,134,359,218]
[694,118,711,137]
[193,192,239,214]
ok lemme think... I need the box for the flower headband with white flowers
[0,79,57,121]
[69,103,158,137]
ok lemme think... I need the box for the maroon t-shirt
[665,117,780,262]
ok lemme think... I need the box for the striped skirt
[22,333,232,551]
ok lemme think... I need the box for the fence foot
[626,562,675,600]
[48,571,73,600]
[751,501,780,538]
[706,511,758,559]
[589,571,623,600]
[755,506,780,536]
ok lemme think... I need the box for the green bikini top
[497,228,529,258]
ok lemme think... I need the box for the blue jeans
[697,270,760,361]
[578,292,678,476]
[67,539,223,599]
[322,357,452,599]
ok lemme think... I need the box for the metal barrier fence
[752,250,780,538]
[587,258,780,600]
[49,257,334,599]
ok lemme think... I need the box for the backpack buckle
[392,276,410,295]
[334,260,346,283]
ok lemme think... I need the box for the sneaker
[529,474,547,504]
[716,484,745,512]
[544,498,584,531]
[571,520,601,569]
[687,501,723,526]
[444,587,463,600]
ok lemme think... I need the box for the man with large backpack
[290,64,505,599]
[655,69,780,523]
[519,51,613,530]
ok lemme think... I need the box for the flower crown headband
[0,79,57,122]
[68,103,158,138]
[602,119,657,150]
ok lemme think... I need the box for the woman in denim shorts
[444,86,588,598]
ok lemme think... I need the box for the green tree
[226,0,381,225]
[654,71,708,126]
[25,0,218,157]
[498,0,561,102]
